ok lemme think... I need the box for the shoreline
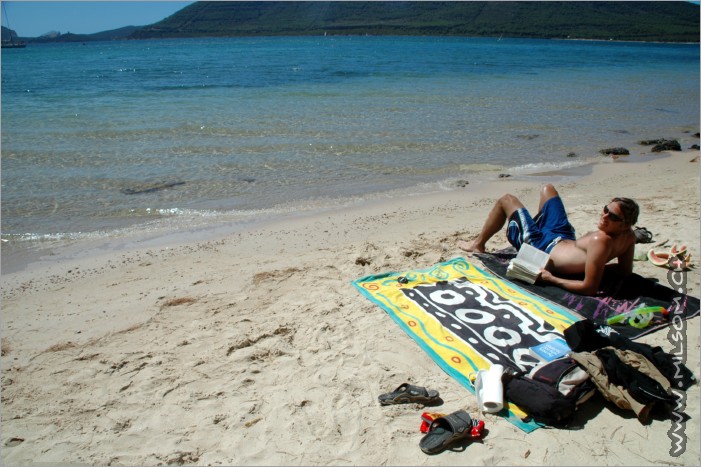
[0,150,673,277]
[1,149,699,465]
[1,158,594,276]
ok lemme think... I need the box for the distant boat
[2,40,26,49]
[1,3,26,48]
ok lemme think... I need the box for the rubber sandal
[420,412,447,433]
[420,411,485,435]
[419,410,477,454]
[378,383,440,406]
[634,227,654,244]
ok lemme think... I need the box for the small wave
[508,157,596,175]
[1,230,110,243]
[456,163,506,173]
[1,202,323,245]
[122,207,215,217]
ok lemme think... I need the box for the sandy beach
[1,148,699,466]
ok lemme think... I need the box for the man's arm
[611,238,635,277]
[538,234,612,296]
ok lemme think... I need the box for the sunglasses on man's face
[603,205,623,223]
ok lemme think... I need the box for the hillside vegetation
[130,1,699,42]
[27,26,142,43]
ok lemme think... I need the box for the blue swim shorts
[506,196,576,253]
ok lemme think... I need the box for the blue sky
[2,1,193,37]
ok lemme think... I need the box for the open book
[506,243,550,284]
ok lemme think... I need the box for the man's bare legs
[457,184,561,253]
[537,183,559,212]
[457,193,524,252]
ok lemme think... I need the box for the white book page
[514,243,549,271]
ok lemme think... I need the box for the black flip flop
[378,383,440,406]
[419,410,473,454]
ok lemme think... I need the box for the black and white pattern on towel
[402,278,561,371]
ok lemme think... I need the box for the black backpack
[504,358,594,426]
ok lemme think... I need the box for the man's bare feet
[457,240,485,253]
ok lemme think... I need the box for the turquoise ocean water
[1,37,699,268]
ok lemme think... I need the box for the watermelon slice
[670,244,688,257]
[647,249,670,266]
[647,249,693,269]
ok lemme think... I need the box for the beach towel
[475,250,700,340]
[353,257,583,433]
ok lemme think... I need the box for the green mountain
[130,1,699,42]
[28,26,141,43]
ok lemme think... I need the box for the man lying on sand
[458,184,639,296]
